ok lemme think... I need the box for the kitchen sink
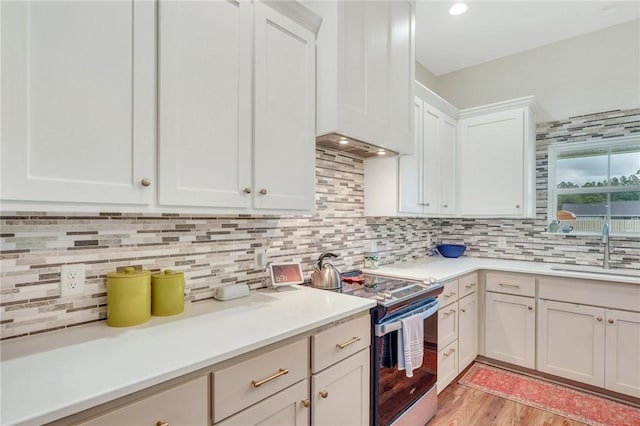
[550,265,639,278]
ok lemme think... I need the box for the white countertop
[0,286,375,426]
[362,257,640,285]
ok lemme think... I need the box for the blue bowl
[437,244,466,258]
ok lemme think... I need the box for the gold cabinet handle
[443,309,456,317]
[251,368,288,388]
[499,283,520,288]
[243,187,252,194]
[443,292,456,298]
[319,390,328,399]
[156,422,168,426]
[301,399,310,408]
[608,318,614,324]
[460,308,466,313]
[336,336,361,349]
[141,178,151,187]
[528,306,533,311]
[597,316,603,322]
[465,283,476,289]
[443,348,456,357]
[259,188,267,195]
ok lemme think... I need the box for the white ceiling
[416,1,640,76]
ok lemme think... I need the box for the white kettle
[311,252,341,290]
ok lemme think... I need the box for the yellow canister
[106,267,151,327]
[151,269,184,316]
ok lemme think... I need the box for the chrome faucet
[601,222,610,269]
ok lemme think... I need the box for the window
[548,136,640,235]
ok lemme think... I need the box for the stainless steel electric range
[330,272,444,426]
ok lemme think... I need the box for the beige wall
[415,62,439,93]
[422,20,640,122]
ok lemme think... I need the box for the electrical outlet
[497,237,507,248]
[255,249,268,268]
[60,264,85,297]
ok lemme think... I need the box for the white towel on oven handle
[396,313,424,377]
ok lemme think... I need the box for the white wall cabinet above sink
[1,0,320,214]
[309,0,415,155]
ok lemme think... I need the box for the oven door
[373,298,439,426]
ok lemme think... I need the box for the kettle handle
[317,252,339,268]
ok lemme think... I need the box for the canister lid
[151,269,184,280]
[107,266,150,279]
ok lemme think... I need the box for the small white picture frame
[268,262,304,287]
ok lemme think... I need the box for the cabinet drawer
[539,277,640,312]
[438,302,458,348]
[79,376,208,426]
[458,273,478,298]
[213,337,308,423]
[311,315,370,374]
[437,340,458,394]
[486,272,535,297]
[437,280,459,307]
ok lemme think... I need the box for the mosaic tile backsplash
[1,108,639,339]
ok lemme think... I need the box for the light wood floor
[428,378,586,426]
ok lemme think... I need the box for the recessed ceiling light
[377,149,386,156]
[449,3,468,16]
[339,138,349,145]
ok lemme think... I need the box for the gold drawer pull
[336,336,361,349]
[443,309,456,317]
[608,319,614,324]
[499,283,520,289]
[443,292,456,298]
[465,283,476,289]
[319,390,328,399]
[301,399,310,408]
[443,348,456,357]
[460,308,466,313]
[251,368,289,388]
[156,422,168,426]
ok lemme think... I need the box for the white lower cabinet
[458,292,478,370]
[485,291,535,369]
[217,379,309,426]
[436,273,478,393]
[311,349,370,426]
[537,300,605,387]
[78,376,209,426]
[605,309,640,397]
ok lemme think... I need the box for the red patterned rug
[459,362,640,426]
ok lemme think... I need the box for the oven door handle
[374,301,440,337]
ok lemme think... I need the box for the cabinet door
[458,109,524,216]
[421,104,442,215]
[158,0,252,208]
[398,97,423,214]
[253,1,316,211]
[485,292,535,369]
[605,309,640,397]
[439,114,457,215]
[438,302,458,348]
[79,376,208,426]
[1,0,154,205]
[537,300,605,387]
[216,380,309,426]
[458,292,478,371]
[311,349,369,426]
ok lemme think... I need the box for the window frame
[547,135,640,236]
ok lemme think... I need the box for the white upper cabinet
[457,97,536,217]
[253,2,316,211]
[2,0,319,213]
[159,0,317,213]
[310,1,415,155]
[1,1,155,206]
[158,0,252,209]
